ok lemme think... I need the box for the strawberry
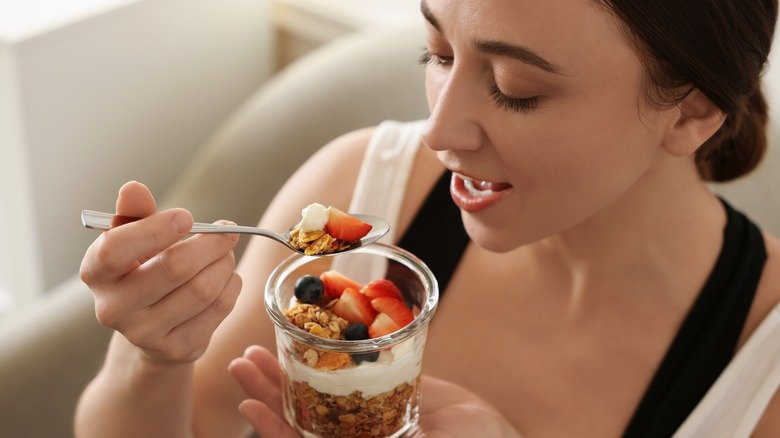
[368,313,403,338]
[325,207,372,241]
[320,270,362,298]
[332,288,377,326]
[370,297,413,326]
[361,279,404,301]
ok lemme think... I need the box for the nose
[422,66,484,152]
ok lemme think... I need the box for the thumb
[114,181,157,224]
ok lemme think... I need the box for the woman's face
[421,0,679,252]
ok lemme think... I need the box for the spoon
[81,210,390,255]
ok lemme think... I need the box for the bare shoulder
[741,232,780,343]
[744,232,780,437]
[751,232,780,322]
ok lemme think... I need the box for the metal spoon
[81,209,390,256]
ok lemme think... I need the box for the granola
[289,227,356,256]
[286,378,420,438]
[285,304,352,371]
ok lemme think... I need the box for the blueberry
[294,275,324,304]
[344,323,369,340]
[352,351,380,364]
[344,324,378,363]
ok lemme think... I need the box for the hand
[80,181,243,364]
[228,346,521,438]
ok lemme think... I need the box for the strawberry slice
[320,270,362,298]
[370,297,413,326]
[332,287,377,326]
[325,207,372,241]
[368,313,403,338]
[361,279,404,301]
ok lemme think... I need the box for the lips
[450,172,513,213]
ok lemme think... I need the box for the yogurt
[284,338,423,397]
[297,203,329,231]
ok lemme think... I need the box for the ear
[662,88,726,157]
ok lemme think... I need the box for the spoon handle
[81,210,284,240]
[190,222,283,240]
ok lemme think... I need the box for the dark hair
[600,0,777,182]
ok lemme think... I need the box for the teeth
[463,176,495,197]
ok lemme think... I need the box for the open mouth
[462,175,513,196]
[450,172,513,213]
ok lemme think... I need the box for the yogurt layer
[285,339,423,397]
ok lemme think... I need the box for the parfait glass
[265,243,439,438]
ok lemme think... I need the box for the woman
[75,0,780,436]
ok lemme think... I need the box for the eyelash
[489,85,540,114]
[418,49,452,66]
[420,49,540,114]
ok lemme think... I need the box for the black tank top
[397,170,767,436]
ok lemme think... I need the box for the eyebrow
[420,0,566,75]
[420,0,441,33]
[474,40,566,75]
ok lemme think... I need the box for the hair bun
[695,88,769,182]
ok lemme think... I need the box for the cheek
[503,90,662,196]
[480,91,665,246]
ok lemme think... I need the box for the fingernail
[218,221,239,242]
[172,211,192,234]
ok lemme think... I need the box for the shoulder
[741,232,780,344]
[743,232,780,436]
[752,232,780,325]
[760,232,780,298]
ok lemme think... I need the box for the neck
[523,156,727,306]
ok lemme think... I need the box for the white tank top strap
[673,303,780,437]
[348,119,426,243]
[331,119,426,281]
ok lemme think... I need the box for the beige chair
[1,21,779,437]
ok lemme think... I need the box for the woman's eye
[419,49,453,67]
[489,85,540,114]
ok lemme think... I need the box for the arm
[75,335,196,438]
[74,182,242,438]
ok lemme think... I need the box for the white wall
[711,29,780,236]
[0,0,273,307]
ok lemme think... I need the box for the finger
[243,345,283,388]
[228,357,284,418]
[162,272,243,353]
[238,399,298,438]
[146,250,237,330]
[128,272,241,363]
[121,226,239,306]
[115,181,157,219]
[81,208,194,284]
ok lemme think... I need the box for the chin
[461,212,532,253]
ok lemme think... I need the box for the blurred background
[0,0,420,314]
[0,1,778,435]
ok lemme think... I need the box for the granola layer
[286,377,419,438]
[289,227,358,255]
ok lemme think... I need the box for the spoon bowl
[81,210,390,256]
